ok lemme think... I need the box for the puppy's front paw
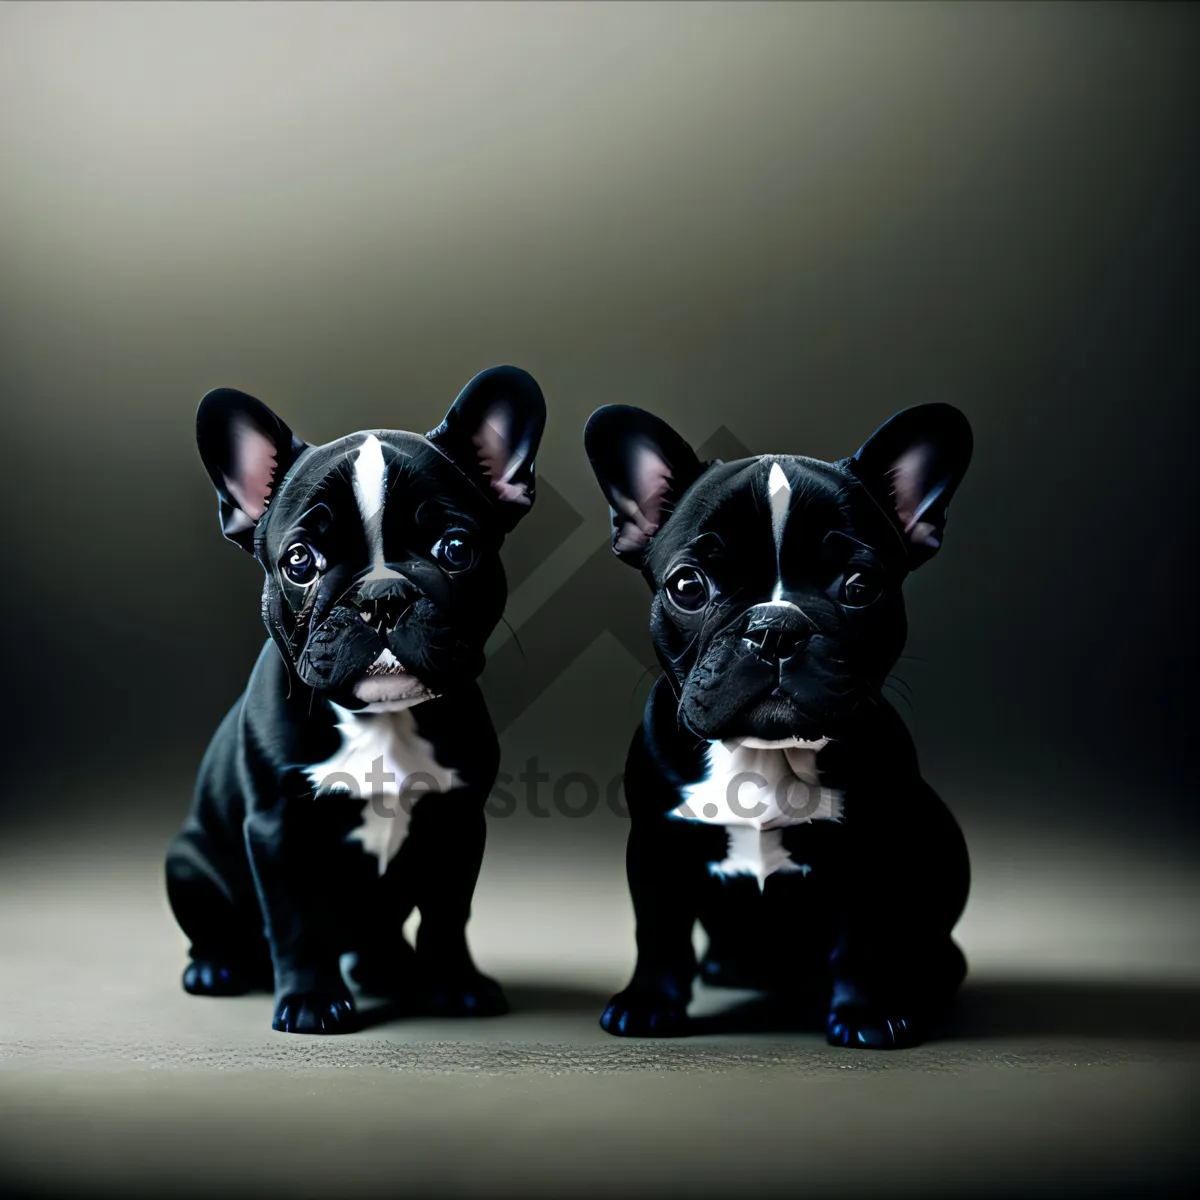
[272,989,358,1034]
[182,958,266,997]
[826,1006,922,1050]
[600,990,688,1037]
[425,970,508,1017]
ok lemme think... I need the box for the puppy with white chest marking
[585,402,973,1048]
[166,366,545,1034]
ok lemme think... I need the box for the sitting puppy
[584,403,972,1048]
[167,366,545,1034]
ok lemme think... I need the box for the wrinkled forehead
[650,455,900,567]
[263,431,491,541]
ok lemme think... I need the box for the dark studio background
[1,1,1196,847]
[1,4,1199,1197]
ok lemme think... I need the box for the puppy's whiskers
[882,673,916,712]
[627,664,658,714]
[501,617,527,663]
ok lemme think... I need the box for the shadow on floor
[487,979,1200,1044]
[352,977,1200,1042]
[352,981,613,1030]
[947,979,1200,1043]
[504,982,613,1014]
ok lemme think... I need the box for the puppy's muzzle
[346,576,436,706]
[741,602,814,664]
[354,578,417,634]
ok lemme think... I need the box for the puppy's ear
[850,403,973,568]
[196,388,308,552]
[426,365,546,531]
[584,405,704,567]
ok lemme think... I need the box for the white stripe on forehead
[353,434,387,523]
[767,461,791,602]
[353,434,402,582]
[767,462,791,548]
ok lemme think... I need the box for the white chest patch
[305,703,462,875]
[669,737,844,889]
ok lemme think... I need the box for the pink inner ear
[890,443,942,550]
[610,439,672,553]
[473,405,532,506]
[223,415,279,521]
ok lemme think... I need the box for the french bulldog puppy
[585,403,972,1048]
[166,366,545,1034]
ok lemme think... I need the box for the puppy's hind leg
[697,873,777,990]
[345,872,421,1002]
[166,834,271,997]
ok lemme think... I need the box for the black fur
[585,402,972,1047]
[167,366,545,1033]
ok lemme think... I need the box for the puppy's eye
[664,566,709,613]
[282,542,322,586]
[432,534,477,574]
[840,566,883,608]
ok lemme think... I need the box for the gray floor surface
[1,809,1197,1197]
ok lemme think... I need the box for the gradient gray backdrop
[1,1,1196,853]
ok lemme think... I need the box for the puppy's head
[197,366,545,710]
[585,403,971,743]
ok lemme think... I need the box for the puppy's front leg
[244,802,357,1034]
[827,779,970,1049]
[409,796,507,1016]
[602,814,703,1037]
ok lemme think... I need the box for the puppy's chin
[690,692,830,745]
[740,734,830,751]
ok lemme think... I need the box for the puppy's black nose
[742,603,812,662]
[745,627,804,661]
[355,580,416,633]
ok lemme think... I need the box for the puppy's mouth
[691,688,835,745]
[363,648,410,678]
[351,649,436,707]
[739,692,828,741]
[739,733,830,751]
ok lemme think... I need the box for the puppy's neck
[670,736,844,890]
[678,737,842,826]
[306,702,462,876]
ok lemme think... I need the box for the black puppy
[585,403,972,1048]
[166,366,545,1034]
